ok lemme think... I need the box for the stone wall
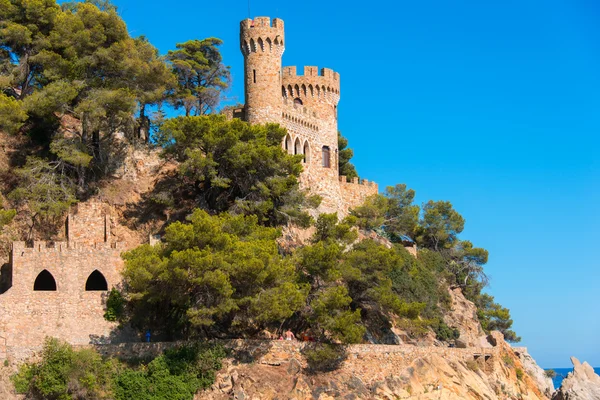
[339,176,379,212]
[0,201,124,362]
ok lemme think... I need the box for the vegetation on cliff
[12,338,225,400]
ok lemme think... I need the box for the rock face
[515,347,555,397]
[201,334,550,400]
[444,287,491,348]
[552,357,600,400]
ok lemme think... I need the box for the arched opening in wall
[85,270,108,291]
[334,105,337,120]
[250,38,256,52]
[33,270,56,291]
[253,69,256,84]
[322,146,331,168]
[294,137,302,155]
[257,37,264,51]
[266,37,272,51]
[294,84,300,97]
[301,84,307,97]
[284,134,293,154]
[282,86,287,97]
[294,98,303,106]
[303,141,310,163]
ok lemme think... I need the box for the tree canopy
[154,115,317,227]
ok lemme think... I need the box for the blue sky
[109,0,599,367]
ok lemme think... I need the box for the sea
[546,367,600,388]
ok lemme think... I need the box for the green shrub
[502,354,515,367]
[516,368,524,381]
[466,359,479,371]
[11,338,114,399]
[302,343,347,373]
[431,319,460,342]
[104,288,126,322]
[11,338,225,400]
[545,369,557,379]
[114,343,226,400]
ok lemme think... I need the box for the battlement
[240,17,284,31]
[339,176,378,189]
[282,66,340,98]
[11,240,123,254]
[240,17,285,55]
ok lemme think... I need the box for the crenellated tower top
[240,17,285,56]
[282,66,340,106]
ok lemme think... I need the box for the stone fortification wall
[89,339,498,365]
[339,176,379,212]
[0,202,124,362]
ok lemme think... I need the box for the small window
[85,270,108,291]
[253,69,256,83]
[294,98,303,106]
[34,270,56,291]
[294,138,302,155]
[322,146,331,168]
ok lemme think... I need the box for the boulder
[552,357,600,400]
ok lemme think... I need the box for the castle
[0,17,380,361]
[228,17,378,213]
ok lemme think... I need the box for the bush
[11,338,114,399]
[104,288,126,322]
[302,343,348,373]
[466,359,479,371]
[432,320,460,342]
[516,368,524,381]
[545,369,557,379]
[502,354,515,367]
[12,338,226,400]
[113,342,226,400]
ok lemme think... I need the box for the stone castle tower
[230,17,377,214]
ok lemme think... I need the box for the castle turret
[240,17,285,124]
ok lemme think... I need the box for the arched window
[85,270,108,291]
[303,141,310,163]
[284,134,293,154]
[322,146,331,168]
[34,270,56,291]
[294,137,302,155]
[294,98,303,106]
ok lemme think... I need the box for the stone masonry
[232,17,378,215]
[0,201,123,361]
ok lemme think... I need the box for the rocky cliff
[552,357,600,400]
[202,334,549,400]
